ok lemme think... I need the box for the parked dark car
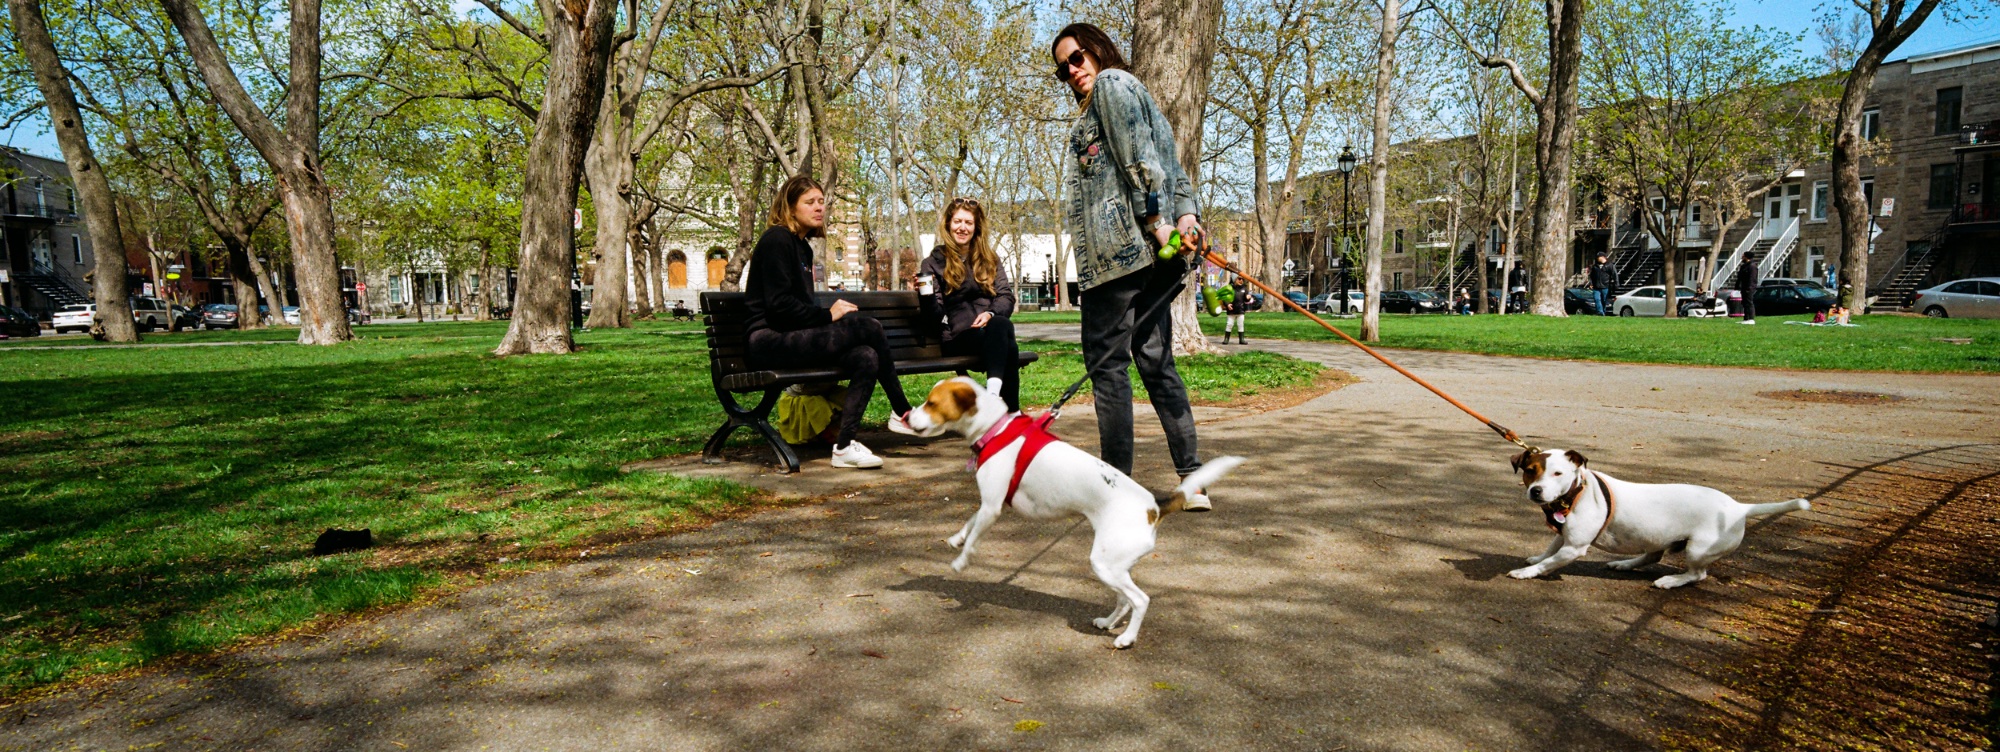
[1563,287,1600,315]
[1381,290,1446,314]
[1281,290,1309,310]
[201,304,271,329]
[1751,282,1836,316]
[172,304,203,330]
[0,305,42,338]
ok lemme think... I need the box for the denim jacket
[1064,69,1199,292]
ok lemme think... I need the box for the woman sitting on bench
[917,196,1021,412]
[745,175,917,470]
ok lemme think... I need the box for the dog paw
[1525,555,1548,565]
[945,533,965,549]
[1111,633,1137,649]
[950,556,968,573]
[1507,567,1543,580]
[1652,573,1704,589]
[1092,616,1115,630]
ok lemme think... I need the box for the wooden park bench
[668,302,697,322]
[700,290,1039,473]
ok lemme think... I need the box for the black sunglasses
[1053,49,1087,82]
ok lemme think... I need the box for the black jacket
[918,245,1014,340]
[1735,257,1760,292]
[1223,283,1252,315]
[1589,262,1617,290]
[744,226,829,334]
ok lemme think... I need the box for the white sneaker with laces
[887,410,918,435]
[986,377,1004,396]
[831,441,884,469]
[1183,491,1213,513]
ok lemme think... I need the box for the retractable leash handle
[1197,250,1539,454]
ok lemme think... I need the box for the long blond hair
[767,174,825,239]
[938,197,998,294]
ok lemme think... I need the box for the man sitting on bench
[744,174,918,470]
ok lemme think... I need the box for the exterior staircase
[1871,241,1943,311]
[1614,249,1661,294]
[20,273,88,307]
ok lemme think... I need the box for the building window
[1862,177,1875,214]
[1807,246,1828,281]
[1392,271,1404,290]
[1393,229,1405,254]
[1936,87,1962,135]
[1810,181,1829,221]
[67,188,76,211]
[388,276,404,304]
[72,235,83,264]
[1861,108,1879,140]
[1929,164,1958,210]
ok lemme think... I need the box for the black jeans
[943,316,1021,412]
[1740,292,1757,321]
[1080,261,1200,477]
[748,315,913,447]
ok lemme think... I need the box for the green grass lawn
[1013,310,2000,373]
[0,319,1321,697]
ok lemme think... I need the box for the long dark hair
[938,197,999,295]
[1051,23,1128,103]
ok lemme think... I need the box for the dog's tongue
[1552,511,1568,524]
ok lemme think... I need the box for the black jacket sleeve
[986,263,1015,319]
[746,227,831,332]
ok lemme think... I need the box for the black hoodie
[744,225,830,334]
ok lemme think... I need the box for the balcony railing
[1,203,77,221]
[1950,202,2000,224]
[1961,121,2000,146]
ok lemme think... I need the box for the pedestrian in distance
[1052,22,1210,512]
[1223,275,1252,344]
[917,196,1023,412]
[1735,252,1760,325]
[744,175,919,470]
[1589,252,1618,316]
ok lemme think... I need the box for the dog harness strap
[1591,471,1617,540]
[971,414,1060,507]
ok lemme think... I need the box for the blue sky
[6,1,1996,159]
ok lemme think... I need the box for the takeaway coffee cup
[917,275,935,295]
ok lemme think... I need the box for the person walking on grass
[1735,252,1760,325]
[1052,22,1210,512]
[744,175,918,470]
[1589,252,1617,316]
[917,196,1023,412]
[1222,275,1251,344]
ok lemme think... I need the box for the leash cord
[1041,254,1195,421]
[1195,250,1539,455]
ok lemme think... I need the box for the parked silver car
[1912,278,2000,319]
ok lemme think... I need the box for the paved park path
[6,326,1996,751]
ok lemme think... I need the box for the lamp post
[1337,146,1357,314]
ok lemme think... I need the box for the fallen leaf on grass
[758,552,773,557]
[1001,696,1025,704]
[1014,720,1043,732]
[861,649,886,659]
[846,593,873,598]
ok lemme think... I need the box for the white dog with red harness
[904,376,1244,648]
[1507,448,1810,588]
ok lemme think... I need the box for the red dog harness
[969,413,1061,507]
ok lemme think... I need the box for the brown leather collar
[1539,471,1616,536]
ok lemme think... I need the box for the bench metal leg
[703,387,800,474]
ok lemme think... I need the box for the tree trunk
[582,117,632,328]
[1525,0,1585,317]
[9,0,136,341]
[243,249,282,323]
[1657,208,1679,319]
[474,238,494,320]
[227,243,266,328]
[1833,0,1939,312]
[631,224,654,319]
[160,0,350,344]
[1361,0,1399,342]
[1131,0,1224,357]
[494,0,619,354]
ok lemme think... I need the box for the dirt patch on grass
[1658,445,2000,751]
[1758,388,1908,405]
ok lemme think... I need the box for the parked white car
[129,296,171,331]
[282,306,301,325]
[1611,285,1697,317]
[51,304,94,334]
[1912,278,2000,319]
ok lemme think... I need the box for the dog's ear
[949,380,979,415]
[1564,449,1588,468]
[1510,451,1529,471]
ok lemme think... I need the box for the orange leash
[1197,249,1539,455]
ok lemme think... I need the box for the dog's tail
[1153,456,1246,524]
[1745,498,1811,518]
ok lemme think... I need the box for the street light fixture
[1337,146,1357,314]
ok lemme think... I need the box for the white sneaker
[985,377,1004,396]
[1739,319,1756,325]
[831,441,884,469]
[1183,491,1213,513]
[886,411,917,435]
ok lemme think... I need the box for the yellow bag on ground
[774,384,845,444]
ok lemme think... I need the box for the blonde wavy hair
[938,197,999,295]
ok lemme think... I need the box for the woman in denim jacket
[1051,22,1210,512]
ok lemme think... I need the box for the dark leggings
[942,316,1020,412]
[748,315,914,447]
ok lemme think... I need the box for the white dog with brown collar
[1507,449,1810,588]
[904,377,1244,648]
